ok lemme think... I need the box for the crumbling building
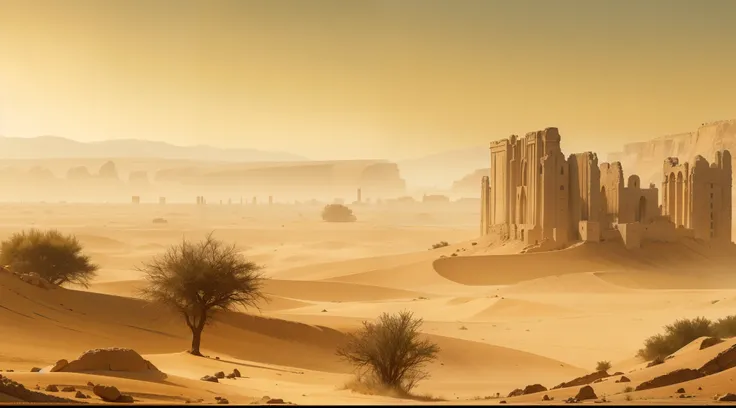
[480,127,732,250]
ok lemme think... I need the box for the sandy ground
[2,202,736,404]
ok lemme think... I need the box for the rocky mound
[0,374,79,403]
[51,348,162,374]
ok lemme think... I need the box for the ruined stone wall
[599,162,625,227]
[568,152,601,241]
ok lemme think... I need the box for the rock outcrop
[552,370,610,390]
[53,348,161,374]
[699,344,736,375]
[574,385,597,401]
[635,369,704,391]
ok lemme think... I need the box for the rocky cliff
[607,119,736,185]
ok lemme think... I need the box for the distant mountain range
[0,136,308,162]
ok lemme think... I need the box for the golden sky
[0,0,734,160]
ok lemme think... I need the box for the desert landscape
[3,0,736,405]
[2,189,736,405]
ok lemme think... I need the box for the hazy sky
[0,0,734,161]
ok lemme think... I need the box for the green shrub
[637,317,715,361]
[714,315,736,338]
[595,361,612,372]
[0,229,98,287]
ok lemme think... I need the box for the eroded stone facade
[480,127,733,249]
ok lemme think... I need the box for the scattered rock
[218,398,230,405]
[201,375,219,383]
[93,384,121,402]
[214,371,225,379]
[679,394,687,399]
[499,401,506,404]
[575,385,597,401]
[30,367,41,373]
[61,386,76,392]
[719,393,736,402]
[676,388,685,394]
[232,369,241,378]
[617,376,631,383]
[593,379,603,384]
[74,391,86,399]
[698,387,703,391]
[635,369,704,391]
[226,373,236,379]
[0,376,78,403]
[613,372,624,376]
[44,385,59,392]
[267,399,285,404]
[542,394,550,401]
[507,388,523,397]
[215,357,220,360]
[87,381,95,387]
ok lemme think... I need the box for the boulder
[44,385,58,392]
[232,368,241,378]
[522,384,547,395]
[30,367,41,373]
[635,369,704,391]
[61,386,75,392]
[214,371,225,379]
[225,373,236,379]
[676,388,685,394]
[218,398,230,404]
[59,348,161,373]
[542,394,550,401]
[201,375,218,383]
[507,388,523,397]
[699,337,723,350]
[93,384,121,402]
[575,385,597,401]
[617,376,631,383]
[74,391,86,399]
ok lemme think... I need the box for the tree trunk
[190,327,203,356]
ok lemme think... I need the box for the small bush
[337,310,440,393]
[0,229,98,287]
[596,361,612,372]
[714,315,736,338]
[623,386,634,393]
[637,317,716,361]
[430,241,449,250]
[321,204,357,223]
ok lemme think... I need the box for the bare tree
[138,233,266,356]
[0,229,98,287]
[337,310,440,393]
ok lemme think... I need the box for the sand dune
[471,298,579,321]
[434,240,736,286]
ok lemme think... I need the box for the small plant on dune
[321,204,357,223]
[623,386,634,393]
[637,317,715,361]
[595,360,612,372]
[138,233,267,356]
[430,241,449,250]
[337,310,440,394]
[0,229,98,287]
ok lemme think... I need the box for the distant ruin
[480,127,732,250]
